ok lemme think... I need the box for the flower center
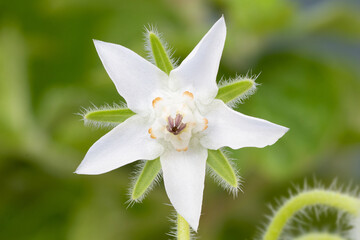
[167,114,186,135]
[148,91,208,152]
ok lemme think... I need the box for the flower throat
[167,114,187,135]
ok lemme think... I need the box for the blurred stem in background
[263,189,360,240]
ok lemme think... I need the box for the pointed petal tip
[190,221,199,232]
[218,15,226,26]
[280,126,290,135]
[73,166,101,175]
[74,167,82,175]
[92,39,100,44]
[93,39,103,49]
[266,125,289,147]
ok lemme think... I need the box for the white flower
[75,16,288,231]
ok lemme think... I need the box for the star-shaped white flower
[75,16,288,231]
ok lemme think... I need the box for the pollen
[176,147,188,152]
[148,128,156,139]
[182,91,194,99]
[203,118,208,130]
[152,97,162,108]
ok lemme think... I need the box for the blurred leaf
[0,25,31,144]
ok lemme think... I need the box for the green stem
[293,233,346,240]
[177,214,190,240]
[263,190,360,240]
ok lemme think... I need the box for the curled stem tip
[263,189,360,240]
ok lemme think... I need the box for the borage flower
[75,16,288,231]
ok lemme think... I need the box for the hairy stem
[177,214,190,240]
[263,190,360,240]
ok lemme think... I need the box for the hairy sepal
[81,104,135,128]
[207,149,240,196]
[129,159,162,203]
[144,26,177,75]
[217,75,258,105]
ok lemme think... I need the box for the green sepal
[148,32,173,75]
[131,158,162,201]
[83,107,135,125]
[216,78,256,104]
[207,149,238,189]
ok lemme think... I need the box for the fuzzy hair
[206,148,243,197]
[78,102,128,129]
[255,177,360,240]
[143,24,179,69]
[125,160,163,207]
[218,72,260,109]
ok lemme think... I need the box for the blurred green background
[1,0,360,239]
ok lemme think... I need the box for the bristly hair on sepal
[218,72,260,108]
[207,149,243,198]
[125,160,163,208]
[78,102,128,129]
[143,24,179,69]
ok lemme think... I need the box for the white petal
[93,40,168,114]
[200,100,288,150]
[75,115,164,175]
[160,142,208,231]
[169,16,226,104]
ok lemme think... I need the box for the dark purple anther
[167,114,187,135]
[168,116,175,128]
[175,114,183,127]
